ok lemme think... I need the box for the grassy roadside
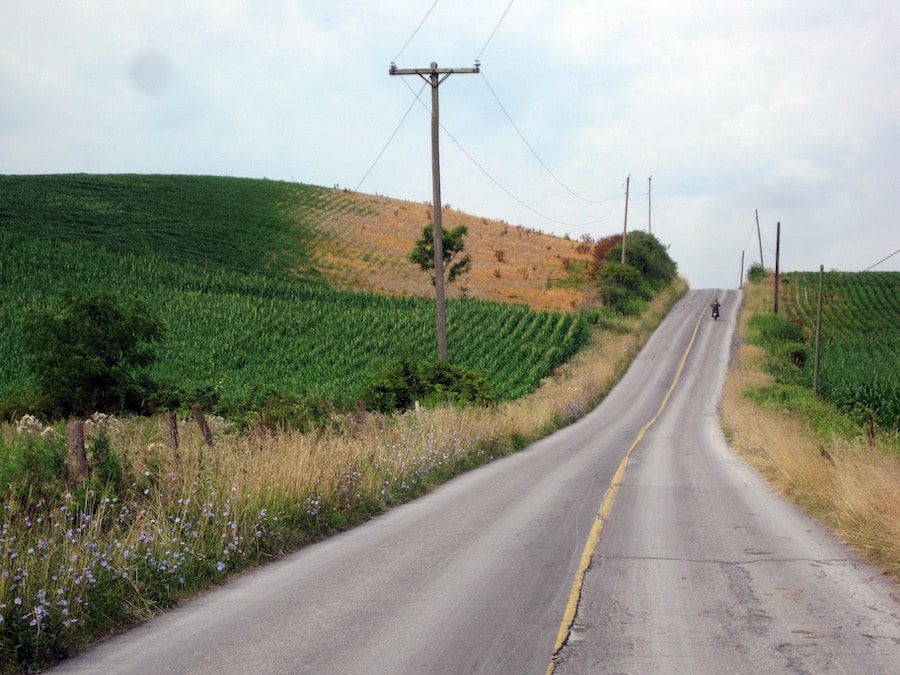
[0,280,687,672]
[720,276,900,582]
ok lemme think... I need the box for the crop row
[786,271,900,339]
[0,231,588,411]
[783,271,899,429]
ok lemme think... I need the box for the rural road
[51,290,900,674]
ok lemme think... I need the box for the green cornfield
[0,175,589,416]
[784,271,899,430]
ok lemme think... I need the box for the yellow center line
[547,309,704,673]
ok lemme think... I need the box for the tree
[25,292,164,418]
[604,231,676,290]
[409,223,472,286]
[595,232,678,315]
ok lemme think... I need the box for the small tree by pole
[409,223,472,288]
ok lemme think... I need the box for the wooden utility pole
[647,175,652,235]
[739,250,745,289]
[813,264,824,393]
[621,174,630,264]
[774,221,781,314]
[390,60,480,361]
[755,209,764,269]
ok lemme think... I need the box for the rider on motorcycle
[710,296,721,319]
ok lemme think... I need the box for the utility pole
[740,250,745,289]
[755,209,764,269]
[389,60,480,361]
[647,175,652,235]
[621,174,630,264]
[774,221,781,314]
[813,264,824,393]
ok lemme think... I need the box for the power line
[381,1,611,229]
[391,0,440,63]
[475,0,516,61]
[355,80,428,192]
[397,77,611,228]
[443,122,615,228]
[743,219,756,251]
[861,247,900,272]
[480,72,611,206]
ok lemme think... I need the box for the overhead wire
[375,0,616,228]
[480,73,612,206]
[391,0,440,64]
[443,122,617,228]
[475,0,515,61]
[743,219,756,252]
[355,80,428,192]
[861,247,900,272]
[395,77,612,228]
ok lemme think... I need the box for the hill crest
[0,174,597,312]
[290,189,596,311]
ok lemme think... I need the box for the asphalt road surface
[51,290,899,674]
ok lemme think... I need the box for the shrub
[24,293,164,418]
[594,232,676,314]
[598,262,649,313]
[747,262,766,283]
[0,422,67,504]
[359,356,495,413]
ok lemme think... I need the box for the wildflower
[216,561,226,572]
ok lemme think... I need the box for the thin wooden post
[755,209,764,269]
[166,410,182,466]
[774,221,781,314]
[66,419,88,486]
[191,403,215,449]
[813,264,824,394]
[621,175,630,264]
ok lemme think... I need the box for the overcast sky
[2,1,898,288]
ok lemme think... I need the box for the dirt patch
[295,190,597,312]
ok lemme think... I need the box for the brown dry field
[291,189,598,312]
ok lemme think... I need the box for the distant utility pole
[774,221,781,314]
[389,60,480,362]
[647,175,652,235]
[755,209,764,269]
[813,264,824,393]
[621,174,630,264]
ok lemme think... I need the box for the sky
[2,1,898,289]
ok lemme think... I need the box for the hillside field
[0,174,599,418]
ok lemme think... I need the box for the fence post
[191,403,215,449]
[166,410,182,466]
[66,419,89,485]
[813,264,824,394]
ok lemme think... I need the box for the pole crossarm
[389,61,480,78]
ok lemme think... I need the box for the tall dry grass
[720,281,900,581]
[1,280,688,671]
